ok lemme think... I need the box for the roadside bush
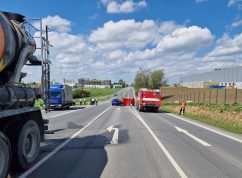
[72,89,90,99]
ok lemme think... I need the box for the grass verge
[87,88,120,97]
[73,88,121,105]
[161,104,242,134]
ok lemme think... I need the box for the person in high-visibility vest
[34,94,44,109]
[90,98,95,105]
[179,101,186,115]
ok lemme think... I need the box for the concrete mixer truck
[0,11,48,177]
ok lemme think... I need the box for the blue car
[111,98,122,106]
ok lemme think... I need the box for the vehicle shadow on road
[67,121,84,129]
[157,110,170,113]
[140,110,170,113]
[67,106,86,110]
[35,135,108,178]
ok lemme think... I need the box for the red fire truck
[136,88,162,112]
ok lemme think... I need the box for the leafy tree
[134,72,146,89]
[138,67,151,88]
[119,79,127,88]
[72,88,90,99]
[134,67,165,89]
[150,69,164,89]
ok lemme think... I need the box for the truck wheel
[0,132,11,178]
[139,106,143,112]
[12,120,40,170]
[153,108,158,113]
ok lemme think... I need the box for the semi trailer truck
[50,84,74,109]
[0,11,48,177]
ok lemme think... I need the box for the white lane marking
[128,88,130,98]
[167,113,242,144]
[131,109,187,178]
[106,125,119,144]
[175,126,212,147]
[49,102,109,119]
[18,106,112,178]
[50,109,84,118]
[116,107,121,111]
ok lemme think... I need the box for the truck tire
[153,108,158,113]
[139,106,143,112]
[12,120,40,170]
[0,132,11,178]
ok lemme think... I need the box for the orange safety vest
[181,101,186,108]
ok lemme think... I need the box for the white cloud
[89,14,98,20]
[34,15,71,33]
[158,21,181,35]
[101,0,147,14]
[195,0,208,3]
[207,33,242,57]
[231,19,242,27]
[157,26,213,53]
[24,15,242,84]
[228,0,237,6]
[89,19,157,50]
[228,0,242,7]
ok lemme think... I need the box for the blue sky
[1,0,242,84]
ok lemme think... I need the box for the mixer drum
[0,86,36,109]
[0,12,25,85]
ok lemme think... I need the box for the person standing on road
[91,98,95,105]
[34,94,44,109]
[95,98,98,105]
[179,101,186,115]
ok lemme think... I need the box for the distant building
[77,78,111,88]
[113,82,122,88]
[180,66,242,89]
[63,78,75,87]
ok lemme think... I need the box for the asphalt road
[14,87,242,178]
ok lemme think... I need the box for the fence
[162,87,242,104]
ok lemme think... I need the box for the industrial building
[77,78,111,88]
[113,82,122,88]
[180,66,242,89]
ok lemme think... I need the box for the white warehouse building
[180,66,242,89]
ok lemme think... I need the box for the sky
[1,0,242,84]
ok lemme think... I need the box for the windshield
[50,92,61,98]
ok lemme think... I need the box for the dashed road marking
[18,106,112,178]
[131,108,187,178]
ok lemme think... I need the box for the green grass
[86,88,121,97]
[73,88,121,105]
[163,102,242,112]
[161,104,242,134]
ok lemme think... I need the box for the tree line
[134,67,167,90]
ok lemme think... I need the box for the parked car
[111,98,122,106]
